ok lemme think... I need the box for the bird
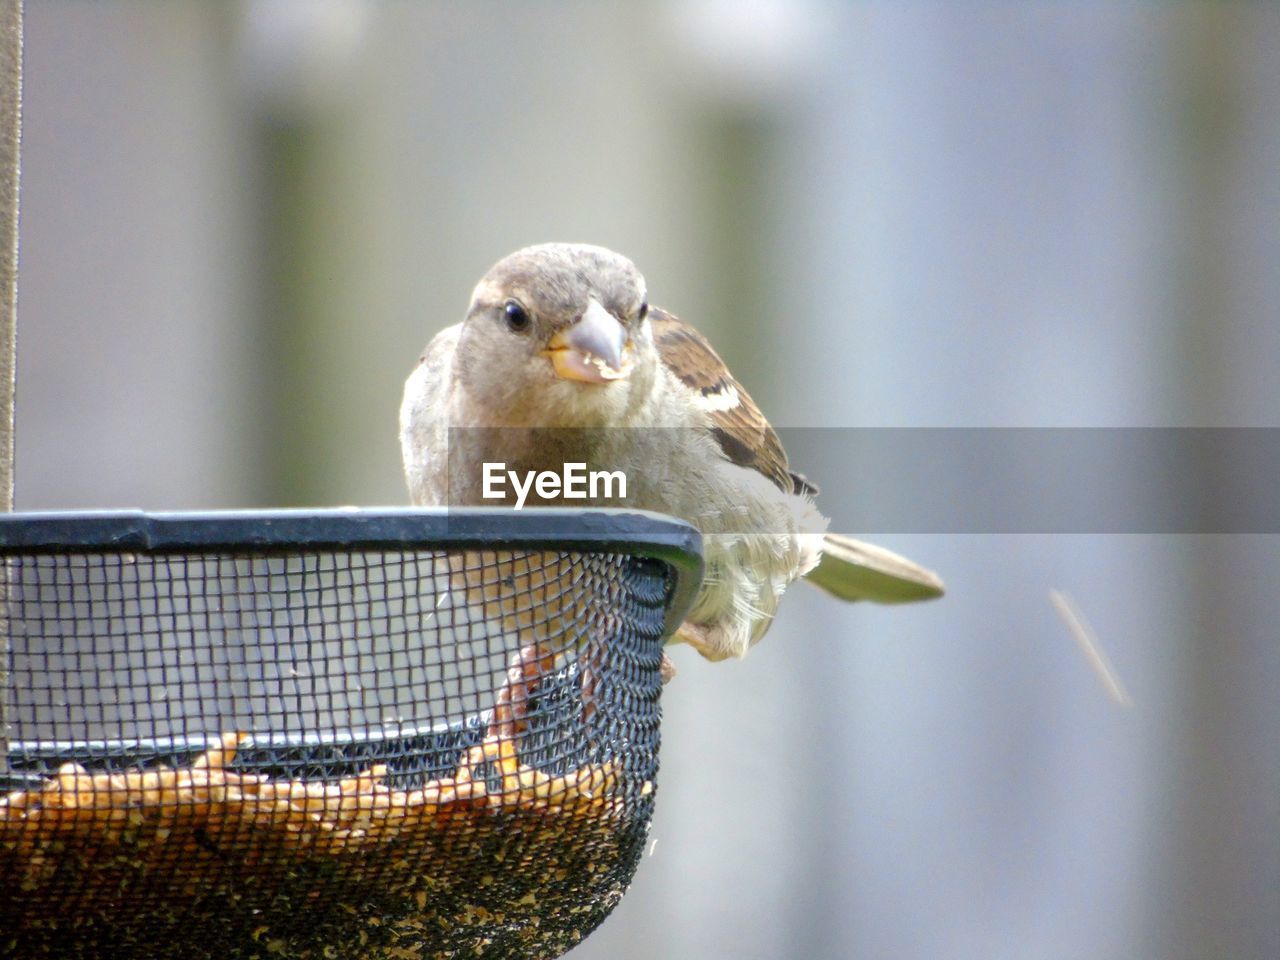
[400,242,943,669]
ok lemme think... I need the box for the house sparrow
[400,243,943,666]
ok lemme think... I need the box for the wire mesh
[0,510,700,960]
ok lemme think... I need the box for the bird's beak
[542,299,633,383]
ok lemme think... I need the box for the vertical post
[0,0,20,765]
[1166,9,1274,960]
[0,0,17,511]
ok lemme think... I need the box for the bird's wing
[649,308,944,604]
[400,323,461,506]
[649,308,808,496]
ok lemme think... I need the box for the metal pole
[0,0,17,512]
[0,0,21,766]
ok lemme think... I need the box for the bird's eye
[637,301,649,322]
[504,300,531,332]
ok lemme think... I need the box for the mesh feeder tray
[0,508,702,960]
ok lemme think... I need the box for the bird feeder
[0,7,706,956]
[0,507,702,959]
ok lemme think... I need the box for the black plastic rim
[0,506,704,635]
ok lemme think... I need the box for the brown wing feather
[650,308,806,496]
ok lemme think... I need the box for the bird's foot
[660,651,677,684]
[674,621,720,660]
[488,640,561,741]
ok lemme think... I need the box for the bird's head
[453,243,656,426]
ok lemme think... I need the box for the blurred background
[15,2,1278,958]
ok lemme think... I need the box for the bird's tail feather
[804,533,945,604]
